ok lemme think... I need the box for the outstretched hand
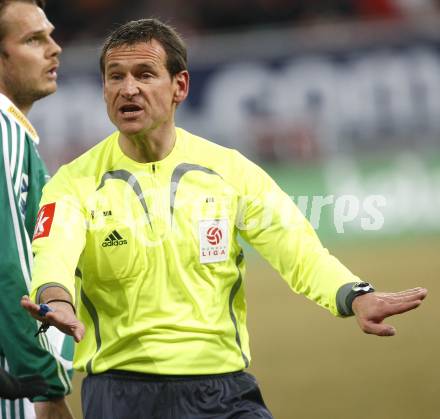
[352,287,427,337]
[21,295,85,343]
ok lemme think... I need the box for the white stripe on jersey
[45,328,74,371]
[23,400,35,419]
[9,121,17,181]
[14,126,25,195]
[0,114,31,291]
[4,399,10,419]
[0,397,35,419]
[37,323,72,394]
[11,123,33,268]
[39,333,71,394]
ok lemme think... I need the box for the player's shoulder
[0,96,39,142]
[178,127,242,166]
[177,128,267,193]
[63,131,118,176]
[0,109,23,143]
[48,132,118,195]
[0,108,12,124]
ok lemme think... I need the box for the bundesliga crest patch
[33,203,56,240]
[199,219,229,263]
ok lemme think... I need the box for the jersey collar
[0,93,39,144]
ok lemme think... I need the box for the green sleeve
[0,117,71,399]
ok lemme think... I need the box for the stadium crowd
[46,0,439,44]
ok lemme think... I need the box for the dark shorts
[82,370,274,419]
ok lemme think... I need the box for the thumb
[363,320,396,337]
[71,322,86,343]
[44,312,86,342]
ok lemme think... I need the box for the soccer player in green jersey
[0,1,74,418]
[22,19,427,418]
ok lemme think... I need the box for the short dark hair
[0,0,46,43]
[100,18,187,78]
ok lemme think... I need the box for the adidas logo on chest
[102,230,128,247]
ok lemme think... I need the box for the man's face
[0,2,61,110]
[103,40,189,137]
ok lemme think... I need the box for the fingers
[385,293,426,304]
[21,297,57,323]
[20,296,45,320]
[381,287,426,297]
[382,299,424,317]
[354,287,427,337]
[378,288,427,316]
[22,295,86,342]
[361,320,396,337]
[379,288,428,301]
[20,295,36,311]
[44,312,85,343]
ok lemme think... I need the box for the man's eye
[141,73,152,79]
[26,37,39,45]
[109,74,123,80]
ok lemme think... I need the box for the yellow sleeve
[234,152,360,316]
[30,165,87,304]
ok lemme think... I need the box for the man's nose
[121,75,139,98]
[48,36,62,58]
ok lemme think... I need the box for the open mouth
[119,104,143,117]
[47,66,58,79]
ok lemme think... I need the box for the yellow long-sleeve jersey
[31,127,359,375]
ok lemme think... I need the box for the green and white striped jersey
[0,94,73,419]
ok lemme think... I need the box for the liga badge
[199,219,228,263]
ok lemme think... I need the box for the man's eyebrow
[20,27,53,41]
[106,62,122,71]
[106,62,156,71]
[136,63,155,70]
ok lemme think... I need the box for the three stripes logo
[101,230,128,247]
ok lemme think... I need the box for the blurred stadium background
[31,1,439,418]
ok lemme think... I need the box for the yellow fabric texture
[31,128,359,374]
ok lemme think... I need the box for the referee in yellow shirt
[22,18,427,419]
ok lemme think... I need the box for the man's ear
[173,70,189,105]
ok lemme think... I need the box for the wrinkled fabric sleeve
[234,151,360,316]
[30,166,87,304]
